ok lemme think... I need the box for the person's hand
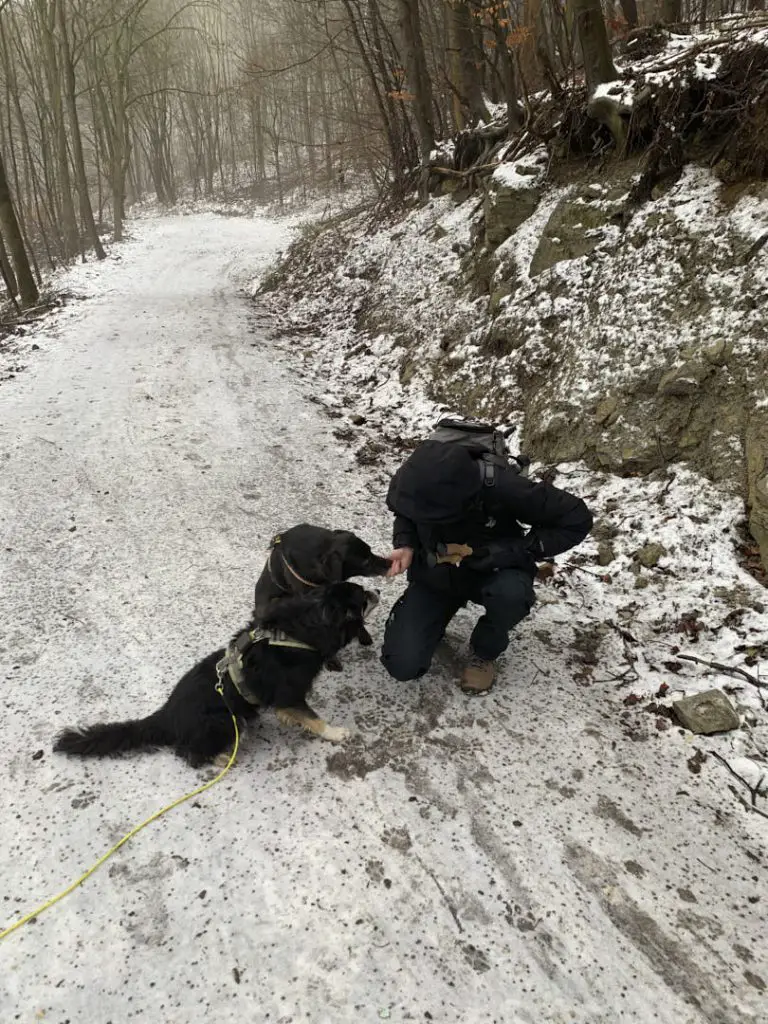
[387,547,413,577]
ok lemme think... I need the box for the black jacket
[386,441,592,586]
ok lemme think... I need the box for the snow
[1,212,767,1022]
[693,52,723,80]
[592,80,635,108]
[491,150,547,190]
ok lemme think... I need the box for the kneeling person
[382,425,593,694]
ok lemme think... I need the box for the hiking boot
[460,655,496,694]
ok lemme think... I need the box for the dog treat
[435,543,474,566]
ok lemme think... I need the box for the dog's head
[321,530,392,583]
[262,582,379,657]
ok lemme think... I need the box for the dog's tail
[54,712,170,757]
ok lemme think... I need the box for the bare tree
[57,1,106,258]
[397,0,435,189]
[446,1,489,129]
[0,148,39,306]
[568,0,616,92]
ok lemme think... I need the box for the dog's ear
[340,588,367,627]
[319,589,348,627]
[317,585,364,632]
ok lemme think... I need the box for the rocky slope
[259,154,768,573]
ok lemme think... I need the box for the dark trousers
[381,568,535,682]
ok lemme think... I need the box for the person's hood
[386,441,483,524]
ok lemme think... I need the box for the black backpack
[428,417,530,487]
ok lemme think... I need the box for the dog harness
[215,627,315,705]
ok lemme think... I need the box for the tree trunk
[57,1,106,259]
[568,0,617,93]
[0,226,19,298]
[490,14,521,133]
[619,0,639,28]
[317,64,334,183]
[302,79,316,186]
[397,0,435,191]
[40,0,79,258]
[0,149,39,307]
[534,4,565,100]
[446,0,489,129]
[661,0,682,24]
[112,77,129,241]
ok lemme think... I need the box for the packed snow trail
[0,215,764,1023]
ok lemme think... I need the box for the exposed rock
[658,359,715,397]
[524,347,751,491]
[703,339,731,366]
[595,395,620,426]
[634,542,667,568]
[673,689,740,735]
[461,248,495,296]
[484,178,542,249]
[597,542,617,566]
[592,519,620,542]
[486,316,526,356]
[355,439,387,466]
[634,576,651,589]
[530,193,623,277]
[489,281,514,314]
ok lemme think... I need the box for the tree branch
[126,85,231,109]
[246,29,347,77]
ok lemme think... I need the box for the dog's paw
[357,627,373,647]
[325,656,343,672]
[321,724,350,744]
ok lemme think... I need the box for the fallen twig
[676,653,766,692]
[710,751,768,819]
[415,855,463,933]
[563,561,605,579]
[601,621,641,685]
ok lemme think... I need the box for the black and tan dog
[54,583,378,767]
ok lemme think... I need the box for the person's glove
[463,540,536,575]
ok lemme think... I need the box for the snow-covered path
[1,215,764,1024]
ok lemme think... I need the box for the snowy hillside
[258,28,768,835]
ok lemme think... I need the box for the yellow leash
[0,684,239,942]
